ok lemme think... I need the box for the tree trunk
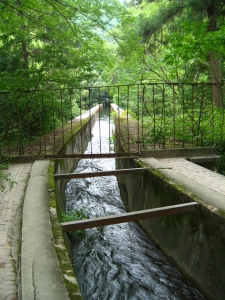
[207,2,223,107]
[22,40,28,71]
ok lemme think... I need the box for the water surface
[65,109,204,300]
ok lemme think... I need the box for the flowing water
[65,108,205,300]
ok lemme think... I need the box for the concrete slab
[141,147,217,158]
[21,160,69,300]
[140,157,225,211]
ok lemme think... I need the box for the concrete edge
[139,157,225,212]
[21,160,70,300]
[141,147,217,158]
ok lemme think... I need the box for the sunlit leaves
[0,0,126,90]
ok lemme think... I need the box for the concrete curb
[140,157,225,211]
[21,160,69,300]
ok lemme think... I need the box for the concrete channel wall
[110,104,225,300]
[116,157,225,300]
[54,105,102,254]
[55,103,225,299]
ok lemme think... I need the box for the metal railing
[0,83,224,157]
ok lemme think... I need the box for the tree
[0,0,126,90]
[0,0,126,151]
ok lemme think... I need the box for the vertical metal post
[196,84,203,146]
[69,88,73,137]
[220,84,225,148]
[51,90,56,154]
[191,85,194,147]
[35,91,42,153]
[127,85,130,152]
[4,93,10,155]
[182,85,185,148]
[98,87,102,154]
[79,88,84,153]
[88,88,92,155]
[141,85,145,148]
[24,91,31,154]
[173,84,176,148]
[117,85,121,154]
[211,83,214,146]
[152,84,156,148]
[15,93,24,154]
[162,84,166,149]
[137,85,140,153]
[108,86,111,153]
[60,90,64,148]
[41,90,46,155]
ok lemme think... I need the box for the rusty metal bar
[127,85,130,152]
[60,90,65,147]
[51,90,56,155]
[137,85,140,153]
[98,87,102,153]
[79,89,84,153]
[181,85,185,148]
[173,84,176,148]
[61,202,199,231]
[152,84,156,148]
[45,153,140,159]
[41,90,46,155]
[54,168,146,180]
[191,85,194,147]
[69,88,73,138]
[162,84,166,148]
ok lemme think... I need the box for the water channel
[65,108,205,300]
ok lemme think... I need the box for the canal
[65,108,205,300]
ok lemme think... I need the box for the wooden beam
[61,202,199,231]
[45,153,139,159]
[54,168,146,180]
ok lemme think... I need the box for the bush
[61,208,87,236]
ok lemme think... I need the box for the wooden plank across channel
[54,168,146,180]
[61,202,199,231]
[45,153,140,159]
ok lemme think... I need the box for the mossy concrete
[112,108,225,300]
[52,105,102,299]
[48,162,82,300]
[116,155,225,300]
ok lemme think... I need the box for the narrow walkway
[21,160,69,300]
[140,157,225,211]
[0,161,70,300]
[158,158,225,197]
[0,163,32,300]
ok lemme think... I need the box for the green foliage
[0,0,128,150]
[141,104,224,148]
[0,158,16,191]
[61,208,88,236]
[0,0,126,91]
[0,89,82,152]
[103,0,225,86]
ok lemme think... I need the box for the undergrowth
[61,208,88,236]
